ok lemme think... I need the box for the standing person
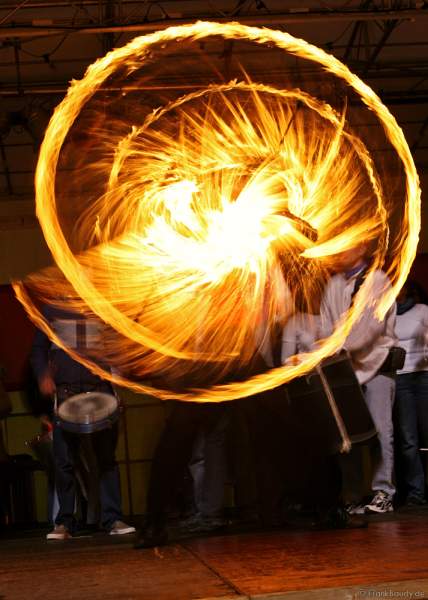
[136,264,291,547]
[134,401,228,548]
[31,304,135,540]
[394,280,428,507]
[320,243,397,514]
[281,311,367,528]
[184,407,229,533]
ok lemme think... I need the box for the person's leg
[415,371,428,450]
[241,390,288,527]
[394,373,425,501]
[227,402,258,520]
[145,403,207,527]
[198,407,229,519]
[91,423,122,530]
[77,435,100,525]
[188,430,205,515]
[338,442,368,509]
[52,424,79,532]
[365,373,396,499]
[136,402,209,548]
[415,371,428,499]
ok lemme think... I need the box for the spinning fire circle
[14,21,420,401]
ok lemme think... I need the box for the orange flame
[13,21,420,401]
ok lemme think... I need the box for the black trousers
[239,386,343,523]
[282,386,343,514]
[237,388,289,526]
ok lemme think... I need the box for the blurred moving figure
[135,401,228,548]
[184,408,229,533]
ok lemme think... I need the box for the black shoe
[134,526,168,549]
[342,514,368,529]
[399,496,428,511]
[181,515,227,534]
[315,507,368,530]
[406,495,427,507]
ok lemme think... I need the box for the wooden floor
[1,512,428,600]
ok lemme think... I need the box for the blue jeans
[394,371,428,500]
[53,422,122,531]
[53,382,122,531]
[189,409,229,518]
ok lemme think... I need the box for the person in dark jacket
[31,304,135,540]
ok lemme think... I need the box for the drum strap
[315,363,351,453]
[76,320,87,350]
[350,264,370,306]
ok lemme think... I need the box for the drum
[287,351,376,455]
[56,392,120,434]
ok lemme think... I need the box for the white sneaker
[46,524,71,540]
[365,491,394,513]
[109,520,136,535]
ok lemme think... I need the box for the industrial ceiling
[0,0,427,205]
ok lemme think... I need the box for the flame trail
[13,21,420,401]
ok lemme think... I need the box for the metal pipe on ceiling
[0,83,202,94]
[0,83,426,108]
[0,62,428,95]
[0,0,202,7]
[0,0,32,26]
[0,8,428,39]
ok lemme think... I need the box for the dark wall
[0,285,35,391]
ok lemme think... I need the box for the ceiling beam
[362,19,398,76]
[0,82,426,108]
[0,8,428,39]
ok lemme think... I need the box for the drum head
[58,392,118,426]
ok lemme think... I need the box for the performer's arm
[30,311,56,397]
[343,272,396,353]
[281,316,298,364]
[319,281,335,340]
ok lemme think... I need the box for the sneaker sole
[365,506,393,514]
[110,528,136,535]
[46,534,71,540]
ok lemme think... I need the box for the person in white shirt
[394,280,428,506]
[281,312,321,364]
[320,242,397,514]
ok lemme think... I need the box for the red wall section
[0,285,35,391]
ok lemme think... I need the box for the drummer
[31,304,135,540]
[320,242,397,515]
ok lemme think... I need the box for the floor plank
[0,535,240,600]
[1,513,428,599]
[184,515,428,597]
